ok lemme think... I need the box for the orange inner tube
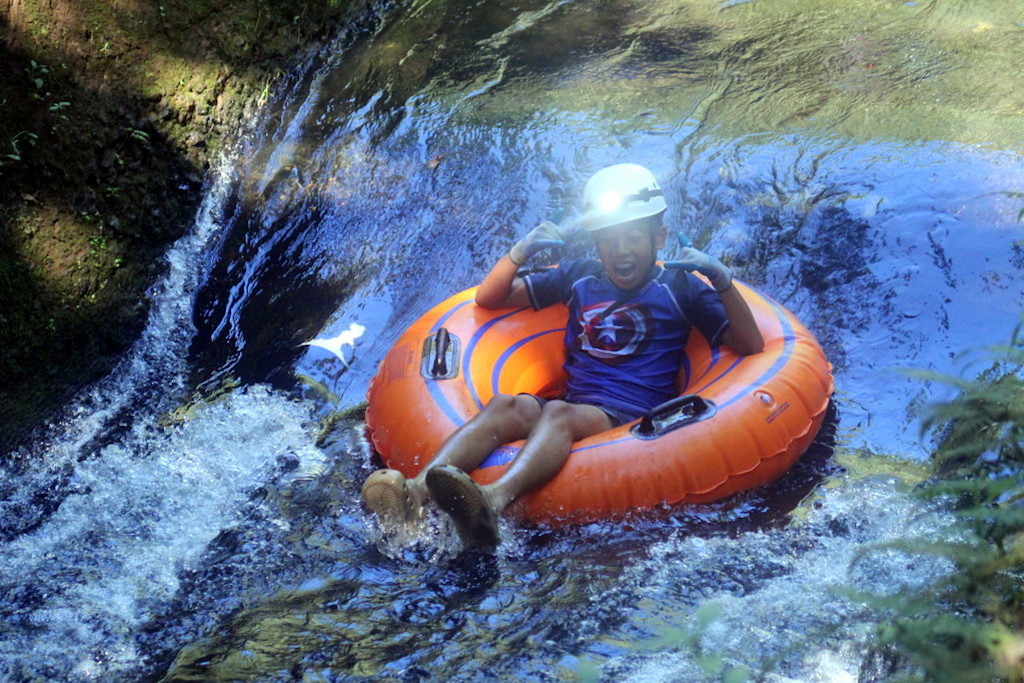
[366,279,834,526]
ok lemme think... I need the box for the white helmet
[581,163,667,232]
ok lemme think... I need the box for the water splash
[0,387,325,680]
[599,476,955,680]
[0,144,326,679]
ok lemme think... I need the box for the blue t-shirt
[522,259,729,417]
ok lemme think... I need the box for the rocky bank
[0,0,372,451]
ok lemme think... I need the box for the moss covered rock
[0,0,365,451]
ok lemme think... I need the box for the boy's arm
[475,254,532,309]
[718,285,764,355]
[677,247,764,356]
[475,221,564,310]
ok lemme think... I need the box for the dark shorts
[519,393,640,428]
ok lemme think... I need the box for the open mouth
[613,263,637,280]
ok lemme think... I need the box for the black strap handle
[421,327,461,380]
[632,394,716,439]
[432,328,451,377]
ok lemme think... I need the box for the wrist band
[508,251,524,266]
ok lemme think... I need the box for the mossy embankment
[0,0,371,452]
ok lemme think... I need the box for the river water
[3,0,1023,680]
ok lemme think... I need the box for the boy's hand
[509,221,565,265]
[676,247,732,292]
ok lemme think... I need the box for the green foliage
[1,130,39,168]
[26,59,49,95]
[1,58,72,173]
[866,320,1024,681]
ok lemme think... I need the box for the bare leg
[425,400,612,549]
[406,393,542,497]
[364,395,612,548]
[485,400,612,510]
[362,394,542,524]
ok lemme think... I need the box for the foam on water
[0,388,324,679]
[0,146,325,680]
[594,475,956,681]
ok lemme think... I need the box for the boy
[362,163,763,550]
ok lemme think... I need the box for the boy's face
[593,222,667,290]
